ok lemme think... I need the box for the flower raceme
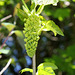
[23,14,42,57]
[17,0,64,57]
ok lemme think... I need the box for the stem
[0,15,17,49]
[14,15,17,25]
[0,58,12,75]
[32,54,36,75]
[0,15,12,22]
[0,31,11,49]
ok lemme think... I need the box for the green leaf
[17,8,28,21]
[37,62,57,75]
[66,44,75,59]
[30,3,35,11]
[1,23,15,31]
[32,0,59,6]
[53,8,70,21]
[72,0,75,2]
[43,20,64,36]
[22,0,30,12]
[0,49,10,54]
[36,4,44,14]
[10,30,25,49]
[38,67,55,75]
[0,1,4,6]
[38,62,58,70]
[20,68,33,74]
[22,5,30,14]
[13,3,20,16]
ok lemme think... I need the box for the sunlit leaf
[43,20,64,36]
[22,0,30,12]
[43,6,53,16]
[31,0,59,6]
[0,49,10,54]
[30,2,35,11]
[0,1,4,6]
[38,62,58,70]
[71,65,75,69]
[10,30,25,49]
[72,0,75,2]
[1,23,15,31]
[38,67,55,75]
[13,3,20,16]
[20,68,33,74]
[37,62,57,75]
[17,8,28,21]
[22,5,30,14]
[36,4,44,14]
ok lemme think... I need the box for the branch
[0,58,12,75]
[0,30,12,49]
[43,32,58,41]
[0,15,17,49]
[0,15,12,22]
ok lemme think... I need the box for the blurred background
[0,0,75,75]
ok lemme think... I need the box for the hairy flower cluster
[23,14,41,57]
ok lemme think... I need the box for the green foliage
[17,8,28,21]
[0,49,10,54]
[37,63,58,75]
[37,67,55,75]
[38,62,58,70]
[43,20,64,36]
[0,0,14,6]
[20,68,33,74]
[53,8,70,21]
[1,22,24,50]
[66,44,75,59]
[2,0,75,75]
[11,30,25,49]
[0,1,4,6]
[22,0,30,12]
[1,23,15,31]
[20,62,58,75]
[43,7,70,21]
[44,44,75,75]
[72,0,75,2]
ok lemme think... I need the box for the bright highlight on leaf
[38,67,55,75]
[17,8,28,21]
[38,62,58,70]
[43,20,64,36]
[13,3,20,16]
[10,30,24,49]
[0,49,10,54]
[0,1,4,6]
[20,68,33,74]
[37,62,58,75]
[1,23,15,31]
[19,63,57,75]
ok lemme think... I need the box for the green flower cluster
[23,14,42,57]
